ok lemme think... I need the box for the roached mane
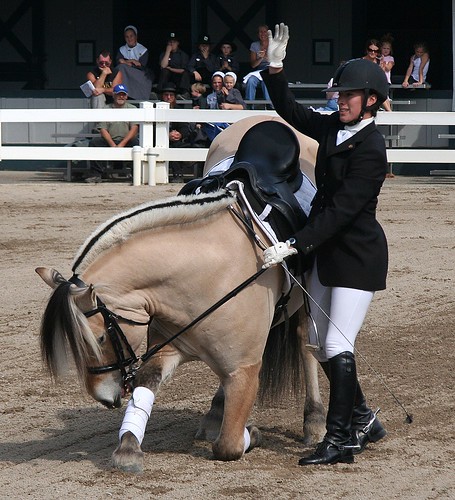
[72,190,235,275]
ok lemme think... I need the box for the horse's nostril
[100,397,121,409]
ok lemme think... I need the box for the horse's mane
[72,189,235,275]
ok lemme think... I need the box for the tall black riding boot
[351,384,387,454]
[319,360,387,455]
[299,351,357,465]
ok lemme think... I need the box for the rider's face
[337,90,379,123]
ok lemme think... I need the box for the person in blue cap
[85,84,139,183]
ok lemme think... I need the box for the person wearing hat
[85,84,139,183]
[262,24,389,466]
[158,82,192,182]
[158,32,191,98]
[187,34,218,86]
[219,72,246,110]
[217,40,240,76]
[115,25,153,100]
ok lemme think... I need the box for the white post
[139,101,155,185]
[155,101,170,184]
[147,150,158,186]
[132,146,142,186]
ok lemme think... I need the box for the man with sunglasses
[86,50,122,108]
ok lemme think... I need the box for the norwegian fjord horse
[36,119,325,473]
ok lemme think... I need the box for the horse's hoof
[112,447,144,474]
[245,425,262,453]
[111,433,144,473]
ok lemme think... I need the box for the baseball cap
[113,84,128,94]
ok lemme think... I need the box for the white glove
[262,240,297,269]
[267,23,289,68]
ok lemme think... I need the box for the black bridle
[84,301,151,381]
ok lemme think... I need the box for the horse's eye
[97,334,106,345]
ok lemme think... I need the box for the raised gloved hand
[267,23,290,68]
[262,239,297,269]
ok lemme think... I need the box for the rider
[261,24,389,466]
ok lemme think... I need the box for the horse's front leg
[212,363,262,461]
[112,344,181,473]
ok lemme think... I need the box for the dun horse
[36,119,325,473]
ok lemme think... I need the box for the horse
[36,118,326,473]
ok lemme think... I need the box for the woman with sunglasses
[363,39,381,64]
[363,39,392,111]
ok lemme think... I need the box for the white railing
[1,102,454,185]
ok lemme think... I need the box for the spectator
[379,34,395,84]
[363,39,381,64]
[217,40,240,76]
[402,42,430,88]
[159,83,192,182]
[86,84,139,183]
[158,32,191,98]
[116,25,153,100]
[219,72,246,110]
[199,72,229,144]
[363,39,391,111]
[86,50,122,109]
[191,82,208,108]
[206,71,225,109]
[188,34,219,86]
[314,76,340,113]
[243,24,272,105]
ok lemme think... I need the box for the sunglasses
[98,61,111,66]
[368,48,380,53]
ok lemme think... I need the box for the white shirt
[336,117,374,146]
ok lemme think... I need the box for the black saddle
[180,121,308,241]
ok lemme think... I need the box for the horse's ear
[74,285,97,313]
[35,267,68,289]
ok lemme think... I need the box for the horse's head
[35,267,150,408]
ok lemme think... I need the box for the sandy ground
[0,170,454,500]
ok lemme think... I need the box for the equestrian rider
[262,24,389,466]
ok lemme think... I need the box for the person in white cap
[115,25,153,100]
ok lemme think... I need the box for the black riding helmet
[324,58,389,123]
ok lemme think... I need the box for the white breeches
[306,261,374,362]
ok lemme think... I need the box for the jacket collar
[327,120,377,156]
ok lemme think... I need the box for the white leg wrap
[119,387,155,446]
[243,427,251,453]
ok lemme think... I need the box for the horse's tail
[40,281,98,381]
[258,310,304,405]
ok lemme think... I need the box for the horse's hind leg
[298,320,326,446]
[195,385,224,441]
[111,344,181,473]
[212,363,262,461]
